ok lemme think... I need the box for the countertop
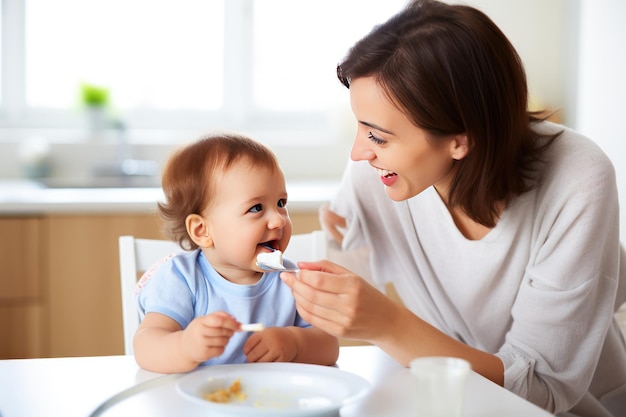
[0,180,339,214]
[0,346,553,417]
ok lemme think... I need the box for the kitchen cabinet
[45,211,320,358]
[45,213,164,357]
[0,211,321,359]
[0,217,44,358]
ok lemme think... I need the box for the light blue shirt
[136,249,309,365]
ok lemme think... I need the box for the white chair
[286,231,375,288]
[118,231,340,355]
[118,236,181,355]
[283,230,327,262]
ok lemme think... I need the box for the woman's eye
[278,198,287,208]
[249,204,263,213]
[368,131,386,145]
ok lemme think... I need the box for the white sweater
[331,122,626,416]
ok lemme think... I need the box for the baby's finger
[201,311,240,330]
[245,342,269,363]
[243,334,261,355]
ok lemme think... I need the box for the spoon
[256,248,299,272]
[257,259,299,273]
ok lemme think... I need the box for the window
[1,0,407,150]
[25,0,224,111]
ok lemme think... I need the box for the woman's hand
[319,203,347,245]
[280,260,399,343]
[281,262,504,384]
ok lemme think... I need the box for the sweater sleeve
[496,135,622,413]
[329,160,370,251]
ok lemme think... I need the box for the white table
[0,345,551,417]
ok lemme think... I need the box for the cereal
[204,378,247,403]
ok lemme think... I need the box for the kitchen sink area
[0,135,341,214]
[37,175,161,189]
[0,176,339,215]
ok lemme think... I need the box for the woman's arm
[281,261,504,385]
[375,303,504,385]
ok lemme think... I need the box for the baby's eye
[248,204,263,213]
[368,131,386,145]
[278,198,287,208]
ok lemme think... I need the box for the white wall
[575,0,626,241]
[464,0,626,241]
[457,0,575,124]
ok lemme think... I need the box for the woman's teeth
[377,168,396,177]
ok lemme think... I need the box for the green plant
[80,83,110,107]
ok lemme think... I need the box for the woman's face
[348,76,466,202]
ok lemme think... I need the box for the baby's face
[203,161,292,278]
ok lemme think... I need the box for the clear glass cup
[409,356,471,417]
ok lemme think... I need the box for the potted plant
[80,83,111,134]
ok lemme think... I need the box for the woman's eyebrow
[359,120,394,135]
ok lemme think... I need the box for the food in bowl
[204,378,247,403]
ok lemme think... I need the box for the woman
[280,1,626,415]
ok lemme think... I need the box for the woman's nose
[350,134,376,161]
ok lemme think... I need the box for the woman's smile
[376,167,398,187]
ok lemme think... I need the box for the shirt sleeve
[136,256,196,329]
[294,311,312,328]
[330,160,370,251]
[496,137,622,413]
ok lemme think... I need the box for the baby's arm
[243,327,339,365]
[134,311,240,373]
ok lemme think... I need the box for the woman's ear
[450,134,469,161]
[186,214,214,248]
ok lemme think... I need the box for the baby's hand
[181,311,240,364]
[243,327,298,363]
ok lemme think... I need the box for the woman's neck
[434,183,500,240]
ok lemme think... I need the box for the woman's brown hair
[158,132,280,250]
[337,0,560,227]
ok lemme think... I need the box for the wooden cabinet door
[290,212,320,234]
[44,211,319,358]
[0,217,44,358]
[45,213,163,357]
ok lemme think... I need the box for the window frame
[0,0,368,181]
[0,0,339,139]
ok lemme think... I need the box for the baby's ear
[186,214,214,248]
[450,133,469,160]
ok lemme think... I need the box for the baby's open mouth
[259,240,279,251]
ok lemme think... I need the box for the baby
[133,132,338,373]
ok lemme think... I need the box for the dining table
[0,345,552,417]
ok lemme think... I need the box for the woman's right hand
[319,203,347,245]
[280,260,399,343]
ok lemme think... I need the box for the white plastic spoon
[256,248,299,272]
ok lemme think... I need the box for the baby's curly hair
[158,132,280,250]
